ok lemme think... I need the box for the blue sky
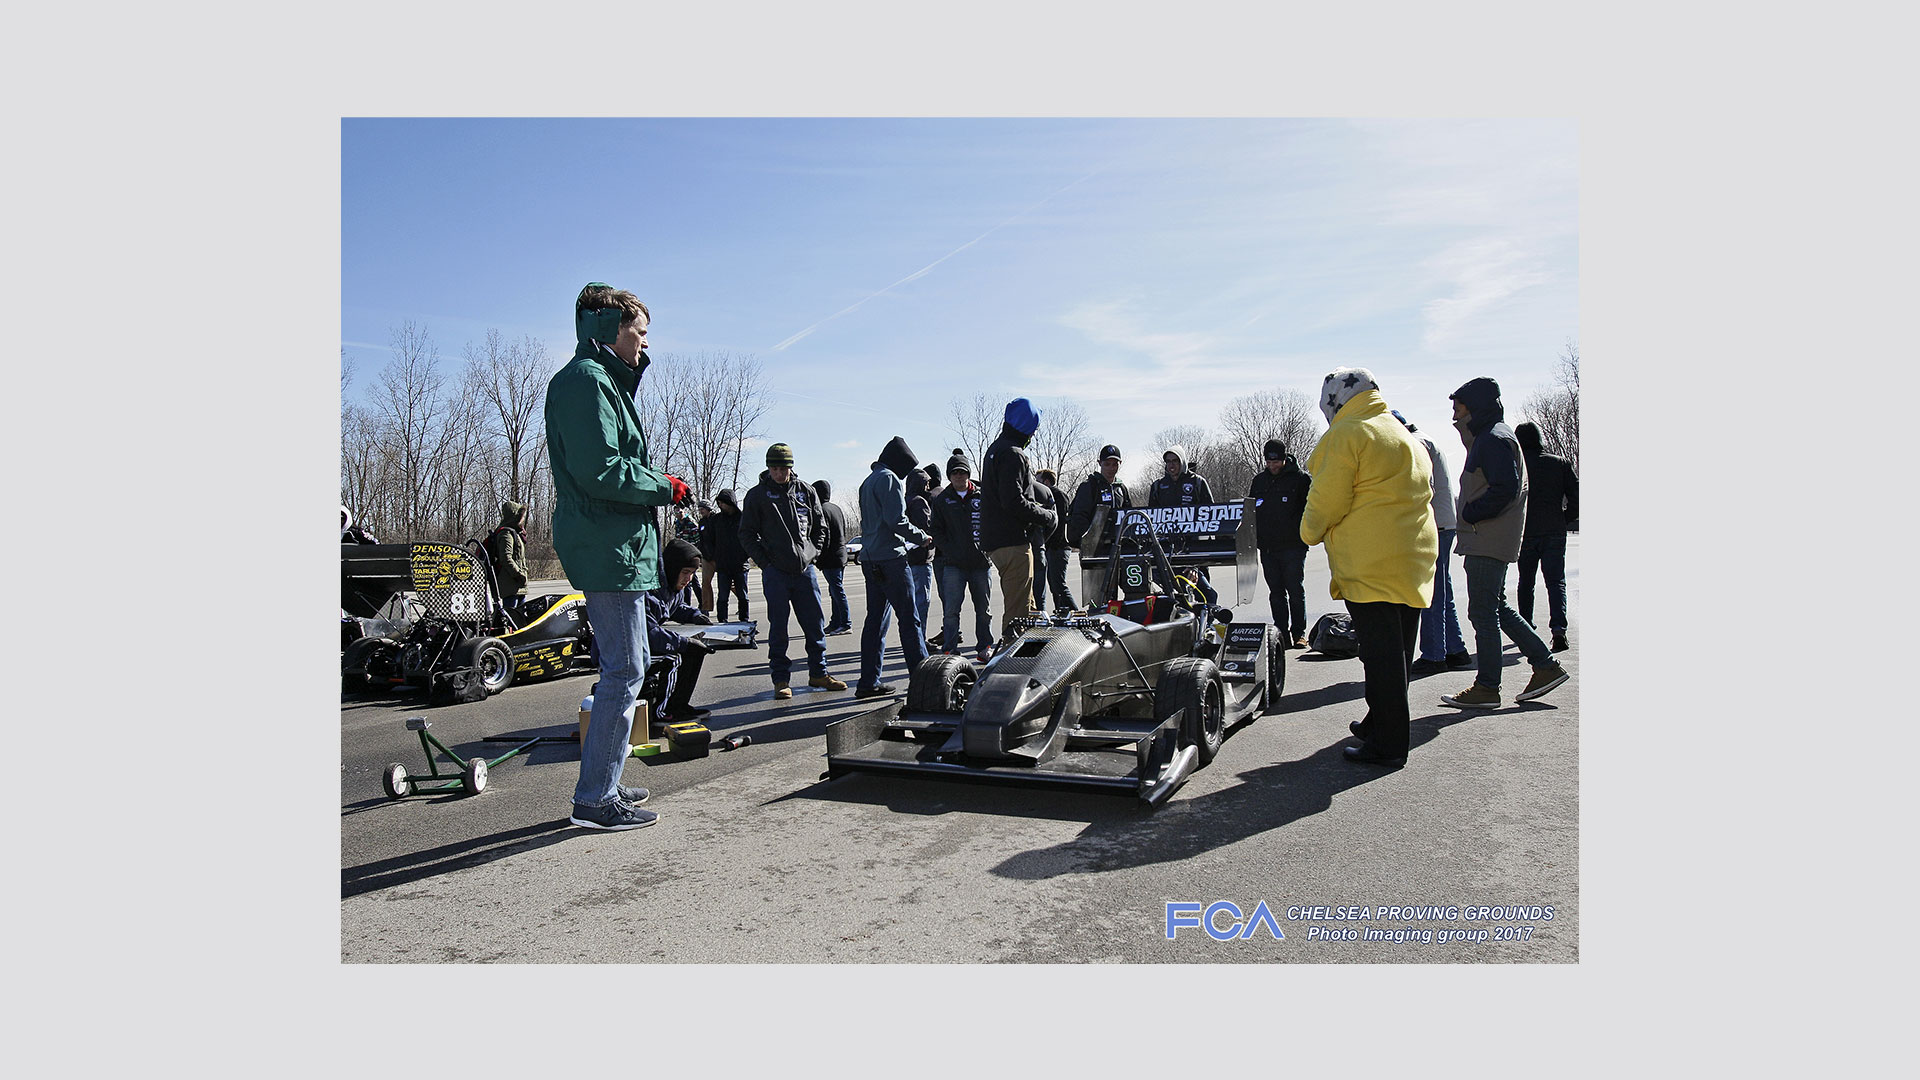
[342,118,1576,495]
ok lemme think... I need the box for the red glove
[667,475,691,505]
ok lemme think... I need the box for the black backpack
[1308,612,1360,658]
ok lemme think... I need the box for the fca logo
[1165,901,1285,940]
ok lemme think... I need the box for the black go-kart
[341,540,597,700]
[824,500,1283,805]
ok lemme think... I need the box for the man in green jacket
[545,283,690,832]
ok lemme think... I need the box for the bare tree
[370,321,451,542]
[1214,388,1323,497]
[946,392,1001,474]
[1026,397,1101,486]
[1522,339,1580,473]
[468,329,552,506]
[638,351,775,500]
[1137,424,1221,496]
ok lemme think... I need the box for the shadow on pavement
[341,820,581,899]
[987,711,1482,880]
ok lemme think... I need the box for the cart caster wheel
[381,763,412,800]
[462,756,489,795]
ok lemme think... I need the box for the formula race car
[824,500,1283,805]
[341,541,597,700]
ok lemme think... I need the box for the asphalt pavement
[342,540,1580,963]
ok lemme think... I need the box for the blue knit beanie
[1004,397,1041,435]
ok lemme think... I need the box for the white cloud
[833,439,860,449]
[1420,238,1553,351]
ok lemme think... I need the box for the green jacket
[543,311,674,591]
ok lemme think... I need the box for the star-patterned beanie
[1320,367,1379,423]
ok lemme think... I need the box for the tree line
[341,323,773,574]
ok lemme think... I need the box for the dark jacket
[905,470,935,567]
[484,500,530,597]
[929,479,990,571]
[1065,472,1133,548]
[812,479,850,568]
[644,586,710,656]
[739,470,826,576]
[705,491,750,574]
[1248,459,1310,552]
[979,423,1054,552]
[1515,425,1579,536]
[1037,482,1071,548]
[1149,468,1215,509]
[1450,377,1528,561]
[543,303,675,591]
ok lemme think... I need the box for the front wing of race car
[824,683,1201,806]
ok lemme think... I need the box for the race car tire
[905,655,979,715]
[1263,629,1286,715]
[1155,656,1225,766]
[381,763,412,800]
[449,636,515,696]
[462,756,489,796]
[342,637,390,694]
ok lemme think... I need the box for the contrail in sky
[770,168,1104,352]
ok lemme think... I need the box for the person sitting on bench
[647,538,717,725]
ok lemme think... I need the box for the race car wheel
[1156,657,1226,766]
[906,655,979,714]
[342,637,389,694]
[1263,629,1286,715]
[381,763,412,800]
[450,636,516,696]
[462,756,489,796]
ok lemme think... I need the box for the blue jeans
[1462,554,1552,689]
[939,564,993,656]
[577,591,648,809]
[1419,529,1467,661]
[761,566,828,686]
[1517,534,1568,634]
[820,564,851,629]
[860,556,926,690]
[908,563,932,643]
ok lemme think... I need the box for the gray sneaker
[569,800,658,831]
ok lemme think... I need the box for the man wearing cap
[929,449,993,662]
[856,436,934,696]
[1066,444,1134,548]
[1248,439,1312,648]
[979,398,1056,643]
[1300,367,1435,768]
[739,442,847,700]
[545,283,692,831]
[811,479,853,635]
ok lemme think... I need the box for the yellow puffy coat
[1300,389,1437,608]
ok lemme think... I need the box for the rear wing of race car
[1079,499,1260,609]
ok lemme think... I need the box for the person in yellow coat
[1300,368,1437,767]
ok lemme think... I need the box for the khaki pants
[988,545,1036,643]
[699,566,716,613]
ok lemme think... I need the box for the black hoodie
[1515,423,1578,537]
[811,478,850,568]
[703,489,750,572]
[1248,457,1310,552]
[979,422,1054,551]
[1066,471,1134,548]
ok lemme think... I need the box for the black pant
[715,566,749,621]
[662,643,706,713]
[1517,533,1568,635]
[1346,600,1420,758]
[1261,547,1308,637]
